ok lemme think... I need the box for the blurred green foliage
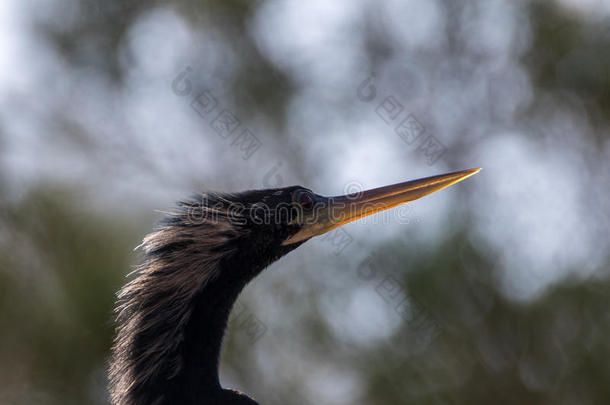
[525,1,610,134]
[0,188,141,405]
[359,233,610,404]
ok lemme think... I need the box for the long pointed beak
[283,168,480,245]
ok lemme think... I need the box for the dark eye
[298,192,314,210]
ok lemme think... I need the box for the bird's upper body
[110,187,312,405]
[108,169,479,405]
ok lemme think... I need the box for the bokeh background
[2,0,610,404]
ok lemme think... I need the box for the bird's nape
[109,168,480,405]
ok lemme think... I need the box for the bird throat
[190,263,261,383]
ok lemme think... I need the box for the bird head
[170,168,481,268]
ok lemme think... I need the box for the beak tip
[460,167,482,179]
[433,167,481,192]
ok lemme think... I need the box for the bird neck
[168,238,296,404]
[177,262,255,398]
[110,211,302,405]
[110,230,282,404]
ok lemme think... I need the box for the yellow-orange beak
[283,168,481,245]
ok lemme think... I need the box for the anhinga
[109,168,480,405]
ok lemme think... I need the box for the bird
[108,168,480,405]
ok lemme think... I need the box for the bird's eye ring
[297,191,314,210]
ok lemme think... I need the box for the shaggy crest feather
[109,194,248,405]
